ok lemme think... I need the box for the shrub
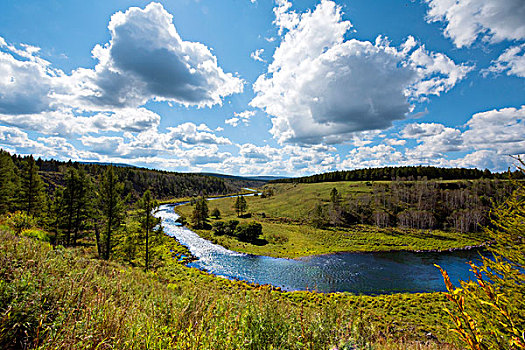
[234,221,262,242]
[21,228,50,242]
[212,221,226,235]
[267,232,288,245]
[211,208,221,219]
[6,211,36,235]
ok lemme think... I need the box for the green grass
[175,182,485,258]
[0,228,461,349]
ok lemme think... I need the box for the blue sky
[0,0,524,175]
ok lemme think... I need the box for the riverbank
[174,196,486,258]
[0,228,460,349]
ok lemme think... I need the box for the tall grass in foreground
[0,230,456,349]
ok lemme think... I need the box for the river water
[156,202,482,294]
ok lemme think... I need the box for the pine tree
[0,150,19,214]
[233,195,247,217]
[191,195,208,229]
[137,190,159,270]
[19,156,45,217]
[97,166,125,260]
[330,187,341,205]
[59,167,93,245]
[47,187,63,245]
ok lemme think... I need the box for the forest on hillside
[4,150,263,201]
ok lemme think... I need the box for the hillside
[175,179,505,257]
[7,152,265,201]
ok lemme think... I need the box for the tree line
[271,165,523,184]
[7,151,263,201]
[310,177,517,233]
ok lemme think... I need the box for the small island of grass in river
[175,180,495,258]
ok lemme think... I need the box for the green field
[174,182,485,258]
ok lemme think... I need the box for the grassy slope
[0,229,460,349]
[175,182,485,258]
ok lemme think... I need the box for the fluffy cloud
[0,3,242,119]
[390,106,525,170]
[251,0,470,145]
[0,3,243,167]
[71,2,243,109]
[450,150,515,170]
[0,125,97,160]
[0,108,161,137]
[0,125,44,150]
[462,106,525,154]
[488,44,525,78]
[166,122,231,145]
[238,143,279,163]
[250,49,265,63]
[225,110,255,127]
[425,0,525,48]
[0,47,60,115]
[342,144,405,169]
[406,40,473,98]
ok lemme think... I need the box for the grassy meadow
[175,181,486,258]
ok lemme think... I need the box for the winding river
[156,199,483,294]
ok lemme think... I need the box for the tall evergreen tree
[19,156,45,217]
[97,166,125,260]
[60,167,93,245]
[46,187,63,245]
[0,150,19,214]
[233,195,247,217]
[191,195,208,229]
[137,190,159,270]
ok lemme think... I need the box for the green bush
[234,221,262,242]
[21,228,50,242]
[6,211,36,235]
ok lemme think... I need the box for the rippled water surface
[156,203,482,294]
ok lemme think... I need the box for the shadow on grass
[243,237,268,246]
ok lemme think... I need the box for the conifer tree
[211,208,221,219]
[97,166,125,260]
[60,167,93,245]
[191,195,208,229]
[137,189,159,270]
[47,187,63,244]
[0,150,19,214]
[19,156,45,217]
[233,195,247,217]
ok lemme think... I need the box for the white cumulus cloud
[225,110,255,127]
[72,2,244,109]
[425,0,525,48]
[251,0,471,145]
[488,44,525,78]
